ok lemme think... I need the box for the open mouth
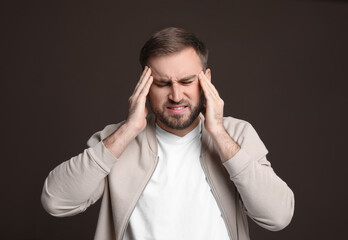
[167,105,188,114]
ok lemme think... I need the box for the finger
[140,66,149,80]
[133,66,150,93]
[199,72,220,97]
[133,76,152,110]
[199,72,215,99]
[139,76,153,98]
[133,66,148,90]
[133,67,152,96]
[201,71,219,95]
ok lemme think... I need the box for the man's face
[148,47,210,135]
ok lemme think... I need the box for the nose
[168,83,183,103]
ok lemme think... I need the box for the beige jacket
[41,114,294,240]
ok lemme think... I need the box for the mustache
[166,99,188,105]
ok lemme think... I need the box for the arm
[223,122,294,231]
[41,134,118,217]
[198,71,294,231]
[41,67,154,217]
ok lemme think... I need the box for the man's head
[139,27,211,136]
[140,27,208,71]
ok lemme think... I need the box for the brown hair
[139,27,208,70]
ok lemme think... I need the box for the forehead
[148,47,202,79]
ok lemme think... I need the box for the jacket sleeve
[41,124,120,217]
[223,121,295,231]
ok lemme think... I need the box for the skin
[147,47,205,137]
[103,47,240,162]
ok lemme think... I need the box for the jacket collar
[145,114,158,155]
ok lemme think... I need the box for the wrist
[102,122,140,158]
[209,126,241,162]
[122,121,143,139]
[207,124,227,139]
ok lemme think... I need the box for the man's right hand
[103,67,153,158]
[125,66,153,133]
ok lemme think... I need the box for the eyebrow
[153,74,197,83]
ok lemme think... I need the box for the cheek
[189,84,201,99]
[148,91,155,104]
[149,87,163,103]
[148,86,156,99]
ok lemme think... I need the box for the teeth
[172,107,184,110]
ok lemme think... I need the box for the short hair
[139,27,208,70]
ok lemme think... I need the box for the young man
[41,27,294,240]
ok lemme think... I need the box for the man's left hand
[198,70,225,136]
[198,70,241,162]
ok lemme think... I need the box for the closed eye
[155,81,193,87]
[181,81,194,85]
[154,82,171,87]
[153,75,196,87]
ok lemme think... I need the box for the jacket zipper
[119,155,160,239]
[199,155,235,240]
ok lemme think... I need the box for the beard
[149,95,204,130]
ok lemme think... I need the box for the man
[41,27,294,240]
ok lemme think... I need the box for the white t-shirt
[124,121,230,240]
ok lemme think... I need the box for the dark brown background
[1,0,347,239]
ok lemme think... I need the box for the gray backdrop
[1,0,347,239]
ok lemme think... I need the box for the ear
[204,68,211,81]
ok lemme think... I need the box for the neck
[156,117,200,137]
